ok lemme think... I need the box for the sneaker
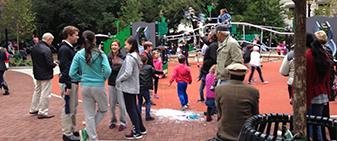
[154,94,159,99]
[140,130,147,135]
[124,130,142,139]
[63,134,80,141]
[197,99,205,102]
[186,103,190,106]
[146,116,155,121]
[150,101,156,105]
[180,105,188,111]
[109,123,116,129]
[79,129,89,141]
[118,125,126,131]
[262,81,269,84]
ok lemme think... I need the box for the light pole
[307,0,313,17]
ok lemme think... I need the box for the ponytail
[311,39,330,79]
[82,30,102,66]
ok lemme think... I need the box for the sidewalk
[0,69,217,141]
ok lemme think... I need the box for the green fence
[237,34,260,42]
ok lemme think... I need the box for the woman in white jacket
[279,51,294,103]
[248,46,268,84]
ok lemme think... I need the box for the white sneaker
[262,81,268,84]
[180,105,188,111]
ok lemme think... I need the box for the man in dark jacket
[29,33,57,119]
[243,45,253,68]
[138,54,163,121]
[58,26,81,141]
[197,30,218,102]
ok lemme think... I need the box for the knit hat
[253,46,259,51]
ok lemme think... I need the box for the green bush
[9,60,33,67]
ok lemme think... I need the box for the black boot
[2,81,9,95]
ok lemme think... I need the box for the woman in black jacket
[0,48,9,95]
[182,38,190,66]
[107,40,128,131]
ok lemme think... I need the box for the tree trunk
[17,23,20,52]
[292,0,307,139]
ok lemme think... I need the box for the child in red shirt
[169,55,192,111]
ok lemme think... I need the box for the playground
[89,12,337,117]
[48,59,337,116]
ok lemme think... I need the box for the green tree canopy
[0,0,36,49]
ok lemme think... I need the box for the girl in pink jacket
[152,51,162,98]
[205,65,217,121]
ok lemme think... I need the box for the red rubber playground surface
[51,61,337,115]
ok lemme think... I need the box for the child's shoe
[154,94,159,99]
[197,99,205,102]
[146,116,155,121]
[109,123,116,129]
[206,115,212,122]
[180,105,188,111]
[150,101,156,105]
[118,125,126,131]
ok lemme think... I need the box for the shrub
[9,60,33,67]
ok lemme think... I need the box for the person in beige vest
[214,25,242,85]
[207,63,259,141]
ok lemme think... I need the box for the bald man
[29,33,57,119]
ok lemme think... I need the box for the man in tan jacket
[214,25,243,85]
[207,63,259,141]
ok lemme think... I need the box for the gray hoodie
[116,52,143,94]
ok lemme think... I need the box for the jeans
[307,104,324,141]
[137,90,151,118]
[205,98,216,116]
[248,66,265,82]
[177,82,189,106]
[183,52,189,66]
[199,81,205,101]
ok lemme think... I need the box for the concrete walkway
[0,67,217,141]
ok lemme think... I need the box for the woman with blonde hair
[205,65,217,121]
[152,50,162,98]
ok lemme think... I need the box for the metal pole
[269,32,272,48]
[117,27,119,34]
[308,4,311,17]
[243,25,245,40]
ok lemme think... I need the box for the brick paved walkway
[0,70,217,141]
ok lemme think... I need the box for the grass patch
[9,60,33,67]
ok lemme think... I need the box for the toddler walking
[169,55,192,111]
[205,65,217,121]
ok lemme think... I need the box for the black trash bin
[238,113,337,141]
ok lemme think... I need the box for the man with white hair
[29,33,57,119]
[214,25,243,85]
